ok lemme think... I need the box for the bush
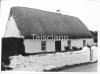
[72,46,79,51]
[79,47,82,50]
[87,44,91,48]
[64,46,82,51]
[64,46,71,51]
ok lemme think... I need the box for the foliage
[90,30,98,43]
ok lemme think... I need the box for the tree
[90,30,98,43]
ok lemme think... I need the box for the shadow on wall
[1,37,25,70]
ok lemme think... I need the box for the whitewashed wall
[71,39,83,48]
[9,48,92,71]
[24,40,41,53]
[46,40,55,52]
[24,38,93,53]
[71,38,93,49]
[4,16,20,37]
[86,38,94,46]
[61,40,68,51]
[24,40,56,53]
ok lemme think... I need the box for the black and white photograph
[0,0,99,73]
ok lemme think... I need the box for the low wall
[8,46,98,71]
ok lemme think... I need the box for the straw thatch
[10,6,92,39]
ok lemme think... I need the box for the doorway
[68,40,71,49]
[83,40,86,47]
[55,41,61,52]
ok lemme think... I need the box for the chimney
[56,10,61,13]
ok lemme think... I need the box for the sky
[0,0,100,37]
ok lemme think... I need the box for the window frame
[41,41,46,51]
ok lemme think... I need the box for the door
[83,40,86,47]
[68,40,71,49]
[55,41,61,52]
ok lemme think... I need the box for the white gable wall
[4,16,20,37]
[24,40,55,53]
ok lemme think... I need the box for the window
[41,41,46,51]
[83,40,86,47]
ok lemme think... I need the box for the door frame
[55,40,61,52]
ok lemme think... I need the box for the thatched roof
[10,6,92,39]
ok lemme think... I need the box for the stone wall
[8,46,97,71]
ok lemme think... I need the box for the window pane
[42,46,46,51]
[41,41,46,46]
[41,41,46,51]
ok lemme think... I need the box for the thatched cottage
[3,6,93,54]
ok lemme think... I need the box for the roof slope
[10,6,92,39]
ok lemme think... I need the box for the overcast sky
[0,0,100,36]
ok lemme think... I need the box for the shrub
[72,46,79,51]
[64,46,71,51]
[79,47,82,50]
[87,44,91,48]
